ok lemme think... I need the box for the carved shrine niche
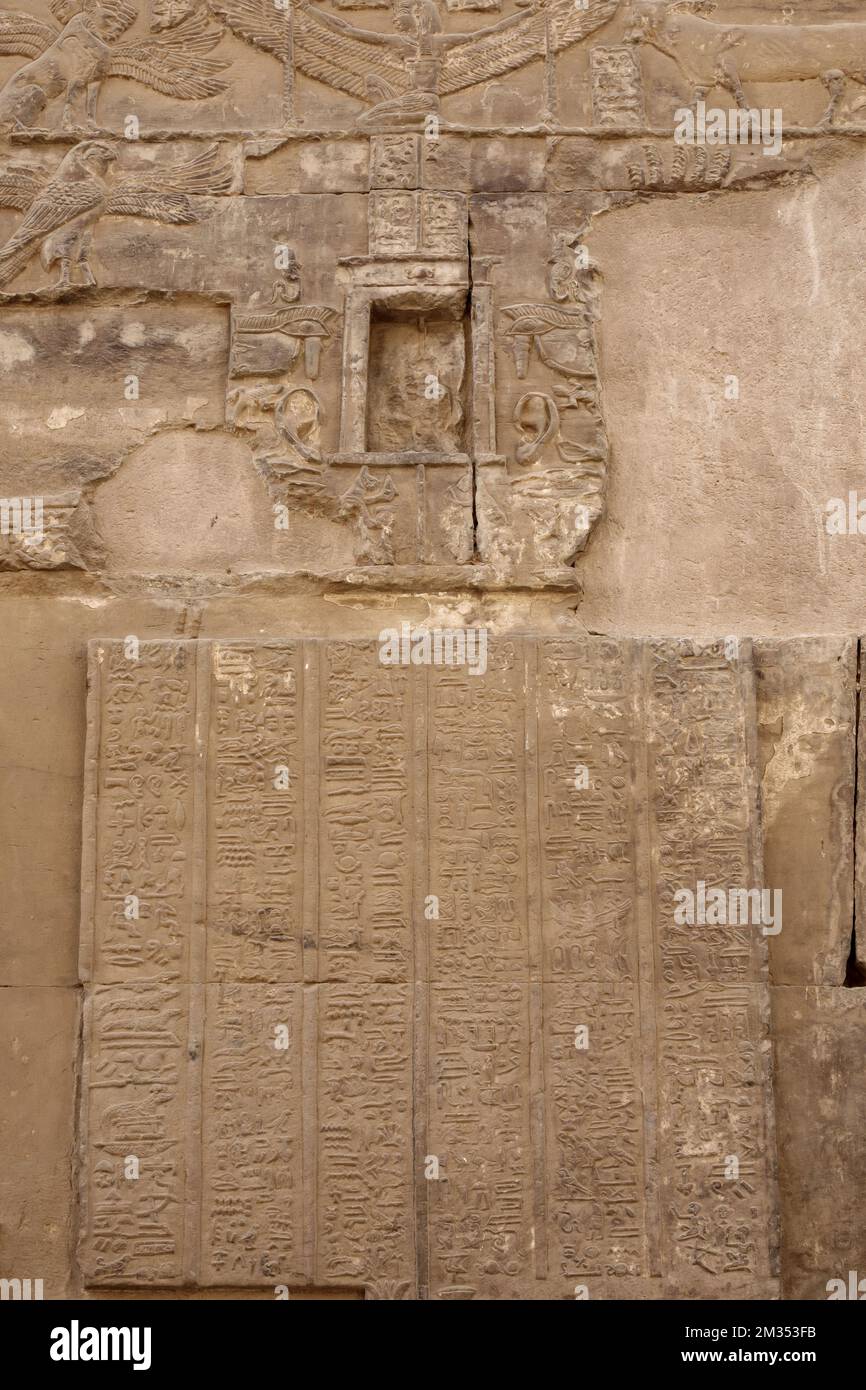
[79,636,778,1298]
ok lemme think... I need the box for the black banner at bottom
[1,1296,858,1377]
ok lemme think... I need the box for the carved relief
[212,0,621,129]
[0,490,94,569]
[0,140,232,291]
[625,1,866,125]
[230,288,340,382]
[336,465,397,563]
[0,0,858,1319]
[477,222,608,577]
[590,42,645,128]
[78,638,777,1297]
[625,140,807,193]
[0,2,228,133]
[227,265,335,454]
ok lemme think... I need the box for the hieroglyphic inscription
[316,642,417,1284]
[368,191,468,257]
[318,641,413,982]
[426,981,533,1298]
[424,640,535,1296]
[79,641,199,1286]
[543,984,645,1284]
[200,983,305,1285]
[208,643,303,984]
[645,642,774,1293]
[590,44,645,129]
[82,982,193,1286]
[80,637,777,1297]
[84,640,197,986]
[317,984,415,1288]
[536,639,649,1290]
[427,640,528,980]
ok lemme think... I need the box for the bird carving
[0,139,233,289]
[208,0,620,127]
[0,0,228,133]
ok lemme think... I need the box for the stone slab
[755,638,857,986]
[772,986,866,1300]
[78,635,778,1298]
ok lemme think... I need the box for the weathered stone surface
[2,0,866,1308]
[78,636,777,1297]
[773,987,866,1300]
[853,642,866,979]
[755,638,857,987]
[0,988,79,1299]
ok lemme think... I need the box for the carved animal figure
[0,139,232,289]
[0,0,228,132]
[209,0,620,127]
[625,1,866,124]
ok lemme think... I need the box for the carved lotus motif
[365,1279,412,1300]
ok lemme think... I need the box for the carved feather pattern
[234,303,340,332]
[107,13,230,98]
[292,8,408,99]
[0,179,103,286]
[103,188,197,221]
[0,164,44,211]
[440,0,620,95]
[0,11,58,59]
[668,2,717,16]
[106,144,233,219]
[211,0,618,100]
[211,0,410,97]
[501,302,586,333]
[112,143,233,197]
[207,0,291,58]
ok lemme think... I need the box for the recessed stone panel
[78,636,777,1297]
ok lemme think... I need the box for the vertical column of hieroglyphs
[643,641,777,1296]
[315,641,416,1294]
[199,642,306,1285]
[79,640,200,1286]
[426,638,535,1299]
[535,638,655,1297]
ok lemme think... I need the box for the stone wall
[1,0,865,1300]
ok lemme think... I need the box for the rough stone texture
[773,988,866,1300]
[0,988,79,1298]
[77,636,777,1297]
[1,0,866,1303]
[755,638,857,987]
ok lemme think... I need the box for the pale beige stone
[1,0,866,1305]
[773,988,866,1300]
[76,637,776,1298]
[755,638,857,987]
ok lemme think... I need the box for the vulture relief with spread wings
[208,0,620,126]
